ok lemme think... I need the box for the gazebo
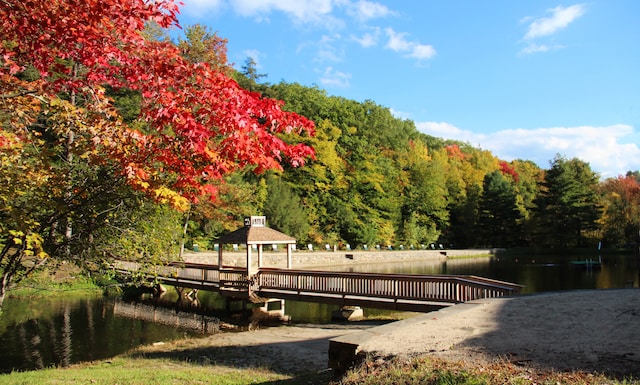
[214,216,296,275]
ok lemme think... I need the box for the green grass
[6,264,104,300]
[0,357,297,385]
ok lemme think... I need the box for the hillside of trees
[184,56,640,252]
[2,4,639,306]
[215,81,632,249]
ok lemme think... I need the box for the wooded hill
[187,62,640,251]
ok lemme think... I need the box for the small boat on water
[570,256,602,270]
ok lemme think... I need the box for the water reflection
[0,297,199,373]
[113,300,221,334]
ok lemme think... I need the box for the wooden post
[217,245,223,268]
[258,244,263,270]
[247,244,253,276]
[286,243,292,269]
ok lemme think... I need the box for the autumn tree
[598,174,640,246]
[0,0,314,308]
[398,141,448,247]
[178,24,229,72]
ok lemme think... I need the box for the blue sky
[176,1,639,178]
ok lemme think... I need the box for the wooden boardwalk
[114,261,522,312]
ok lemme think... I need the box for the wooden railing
[255,268,522,304]
[113,261,522,310]
[112,260,245,291]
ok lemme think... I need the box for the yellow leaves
[9,229,24,245]
[7,230,48,259]
[153,186,190,212]
[0,130,23,150]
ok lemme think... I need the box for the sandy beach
[355,288,640,378]
[136,288,640,379]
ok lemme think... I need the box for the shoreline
[134,288,640,379]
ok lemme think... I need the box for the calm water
[1,252,638,373]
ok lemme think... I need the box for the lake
[1,251,638,373]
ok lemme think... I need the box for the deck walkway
[114,260,522,312]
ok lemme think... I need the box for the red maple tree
[1,0,315,205]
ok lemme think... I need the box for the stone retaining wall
[183,249,498,269]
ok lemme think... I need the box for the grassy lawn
[0,356,331,385]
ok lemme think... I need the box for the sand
[356,289,640,378]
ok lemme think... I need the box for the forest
[1,0,639,309]
[220,72,640,252]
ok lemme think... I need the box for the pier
[113,216,521,313]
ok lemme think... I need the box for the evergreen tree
[477,171,522,247]
[534,155,601,247]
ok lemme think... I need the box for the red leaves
[1,0,315,207]
[445,144,467,160]
[499,160,520,183]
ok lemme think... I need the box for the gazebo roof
[215,217,296,245]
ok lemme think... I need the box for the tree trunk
[179,209,190,260]
[63,64,78,258]
[0,273,7,310]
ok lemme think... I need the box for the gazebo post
[258,244,264,270]
[286,243,292,269]
[246,244,253,276]
[217,245,223,268]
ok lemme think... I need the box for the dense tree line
[203,59,638,252]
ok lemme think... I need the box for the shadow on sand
[453,289,640,379]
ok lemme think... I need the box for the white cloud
[180,0,225,17]
[416,122,640,178]
[242,49,263,68]
[352,27,380,47]
[521,43,550,54]
[409,43,437,60]
[385,28,436,60]
[231,0,334,23]
[314,34,345,62]
[519,4,586,55]
[524,4,587,40]
[345,0,394,22]
[319,66,351,88]
[385,28,412,51]
[416,121,471,139]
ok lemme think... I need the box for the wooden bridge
[113,260,522,312]
[114,217,521,312]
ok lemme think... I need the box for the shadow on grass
[127,333,343,385]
